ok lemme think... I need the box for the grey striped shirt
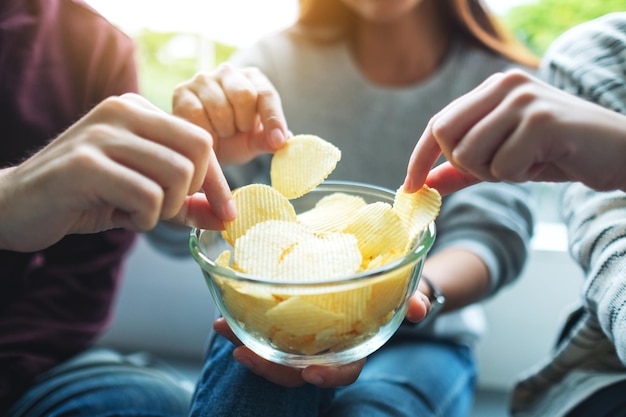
[511,12,626,417]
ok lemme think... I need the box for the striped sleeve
[540,12,626,365]
[561,184,626,364]
[539,12,626,114]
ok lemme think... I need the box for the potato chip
[297,193,367,233]
[393,185,441,249]
[342,202,409,265]
[220,281,279,335]
[214,250,232,268]
[270,134,341,199]
[234,220,311,277]
[363,262,415,326]
[266,297,343,337]
[365,249,404,271]
[269,330,315,355]
[302,285,371,334]
[276,232,362,281]
[223,184,297,246]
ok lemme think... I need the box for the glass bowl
[189,180,436,367]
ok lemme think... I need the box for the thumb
[425,162,481,196]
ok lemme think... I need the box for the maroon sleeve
[63,0,140,105]
[0,0,141,412]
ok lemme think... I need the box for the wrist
[0,167,17,250]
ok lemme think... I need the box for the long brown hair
[293,0,539,68]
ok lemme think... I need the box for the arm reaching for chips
[403,69,626,196]
[0,94,234,252]
[173,63,290,165]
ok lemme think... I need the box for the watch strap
[418,275,446,327]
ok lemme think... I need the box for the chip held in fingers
[393,184,442,250]
[211,133,441,359]
[270,134,341,199]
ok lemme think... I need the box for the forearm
[421,247,489,313]
[435,182,533,293]
[0,167,18,251]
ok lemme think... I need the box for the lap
[6,348,192,417]
[190,335,332,417]
[328,337,476,417]
[192,334,475,417]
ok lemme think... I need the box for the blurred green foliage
[136,29,237,111]
[504,0,626,56]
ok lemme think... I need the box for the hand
[405,287,431,323]
[213,318,365,388]
[0,94,234,252]
[173,63,290,165]
[404,69,626,195]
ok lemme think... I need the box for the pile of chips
[212,134,441,355]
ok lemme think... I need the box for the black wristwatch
[418,276,446,327]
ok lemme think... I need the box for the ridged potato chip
[297,193,367,233]
[276,233,362,281]
[220,281,279,335]
[270,134,341,199]
[223,184,297,246]
[234,220,312,277]
[302,285,372,334]
[393,185,441,249]
[214,250,232,268]
[342,202,409,266]
[266,297,343,337]
[363,261,415,327]
[235,219,362,282]
[270,328,341,355]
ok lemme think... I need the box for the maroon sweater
[0,0,138,411]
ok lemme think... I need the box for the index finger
[167,193,225,230]
[112,94,216,194]
[404,72,511,193]
[243,67,289,149]
[202,148,236,222]
[403,120,444,192]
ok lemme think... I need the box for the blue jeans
[6,348,193,417]
[190,333,476,417]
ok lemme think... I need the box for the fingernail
[236,356,254,370]
[304,374,324,386]
[233,350,255,371]
[269,128,285,148]
[224,199,237,221]
[403,176,414,192]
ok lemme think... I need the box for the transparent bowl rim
[189,180,436,286]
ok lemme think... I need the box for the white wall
[474,243,582,390]
[98,234,217,364]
